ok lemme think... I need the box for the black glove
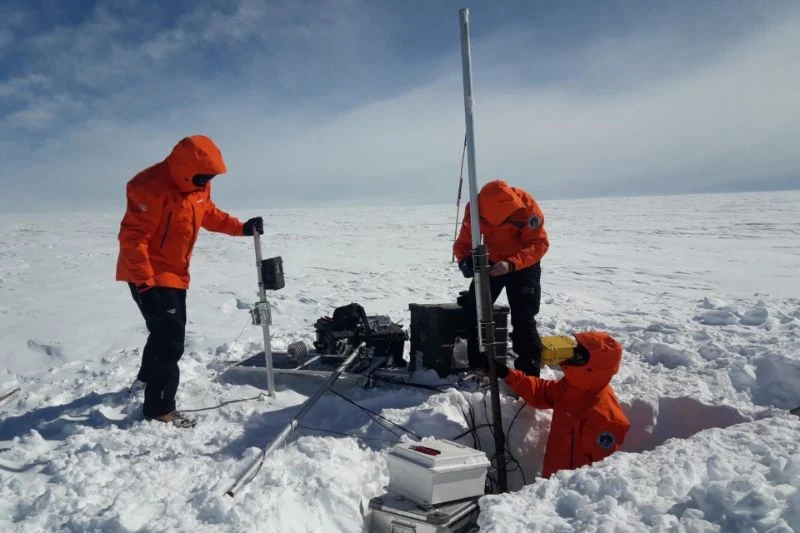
[494,360,510,379]
[243,217,264,236]
[458,256,474,278]
[456,290,470,308]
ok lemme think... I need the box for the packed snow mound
[694,298,794,329]
[477,414,800,532]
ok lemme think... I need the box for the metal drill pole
[254,232,276,397]
[459,7,508,493]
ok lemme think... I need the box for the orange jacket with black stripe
[453,180,549,272]
[503,332,630,479]
[115,135,244,290]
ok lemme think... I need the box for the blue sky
[1,0,799,213]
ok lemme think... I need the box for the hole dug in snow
[448,393,752,492]
[621,396,750,454]
[734,354,800,411]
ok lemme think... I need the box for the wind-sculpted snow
[0,190,798,532]
[477,415,800,532]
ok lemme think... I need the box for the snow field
[1,189,799,531]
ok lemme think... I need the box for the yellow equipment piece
[540,335,577,367]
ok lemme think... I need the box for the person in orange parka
[116,134,263,428]
[495,331,631,479]
[453,179,549,376]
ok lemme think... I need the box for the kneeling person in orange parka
[495,331,631,479]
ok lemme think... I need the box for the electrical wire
[328,388,422,440]
[451,132,468,263]
[314,367,530,490]
[211,317,258,381]
[181,394,264,413]
[297,424,402,444]
[441,385,530,493]
[364,373,454,393]
[214,345,529,493]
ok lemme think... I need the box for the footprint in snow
[646,343,698,369]
[740,308,768,326]
[645,322,681,334]
[693,310,739,326]
[26,339,65,358]
[699,296,727,310]
[695,307,771,327]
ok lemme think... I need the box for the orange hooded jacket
[115,135,245,290]
[504,332,630,479]
[453,180,549,271]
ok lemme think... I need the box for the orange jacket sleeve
[202,200,244,236]
[503,368,565,409]
[117,182,162,289]
[453,205,474,264]
[506,190,549,271]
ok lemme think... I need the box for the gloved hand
[243,216,264,236]
[458,256,474,278]
[488,260,512,277]
[494,360,510,379]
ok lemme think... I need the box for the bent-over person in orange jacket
[496,331,631,478]
[116,135,263,428]
[453,179,549,376]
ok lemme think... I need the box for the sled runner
[227,298,410,383]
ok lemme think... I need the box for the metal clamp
[250,300,272,326]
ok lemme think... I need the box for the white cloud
[188,12,800,204]
[1,1,799,212]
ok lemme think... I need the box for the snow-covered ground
[1,189,799,532]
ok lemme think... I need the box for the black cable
[181,394,263,413]
[369,369,532,490]
[374,370,528,485]
[451,422,495,441]
[368,369,532,492]
[249,366,530,491]
[475,391,531,490]
[503,401,528,486]
[297,424,402,444]
[329,388,422,440]
[365,373,453,393]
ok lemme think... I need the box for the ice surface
[1,190,799,532]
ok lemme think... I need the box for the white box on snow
[386,439,490,507]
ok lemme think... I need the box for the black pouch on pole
[261,256,285,291]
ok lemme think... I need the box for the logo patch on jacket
[529,215,541,229]
[597,431,616,449]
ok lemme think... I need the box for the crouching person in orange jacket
[116,135,263,428]
[496,331,631,478]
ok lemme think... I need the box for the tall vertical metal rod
[459,7,508,493]
[254,232,276,397]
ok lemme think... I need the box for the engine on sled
[313,303,408,368]
[233,302,408,379]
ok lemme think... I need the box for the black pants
[128,283,187,419]
[462,263,543,377]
